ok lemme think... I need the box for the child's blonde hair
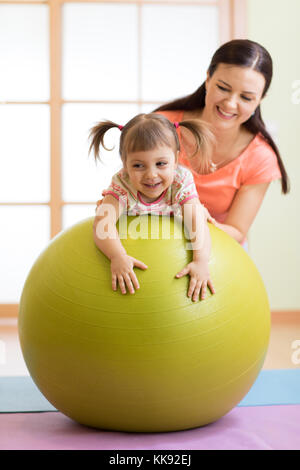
[89,113,214,174]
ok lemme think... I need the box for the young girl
[89,113,215,302]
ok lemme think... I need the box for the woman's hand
[110,254,148,294]
[176,260,215,302]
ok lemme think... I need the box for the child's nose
[146,167,158,178]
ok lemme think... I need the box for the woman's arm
[215,182,270,243]
[94,195,148,293]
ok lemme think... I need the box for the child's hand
[110,254,148,294]
[175,260,215,302]
[203,206,216,225]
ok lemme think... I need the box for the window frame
[0,0,246,317]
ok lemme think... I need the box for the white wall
[247,0,300,310]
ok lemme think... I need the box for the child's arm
[176,198,215,301]
[93,195,148,294]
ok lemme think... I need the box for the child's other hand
[203,206,216,225]
[175,261,215,302]
[110,254,148,294]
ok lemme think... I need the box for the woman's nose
[224,94,238,110]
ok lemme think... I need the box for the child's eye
[133,163,143,168]
[156,161,167,167]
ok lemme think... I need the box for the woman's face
[204,63,266,131]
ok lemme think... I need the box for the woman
[155,39,289,246]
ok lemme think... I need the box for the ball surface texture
[19,216,270,432]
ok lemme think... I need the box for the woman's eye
[217,85,252,102]
[217,85,229,92]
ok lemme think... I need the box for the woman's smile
[216,105,237,120]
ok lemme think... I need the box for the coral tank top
[157,110,281,223]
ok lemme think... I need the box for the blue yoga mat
[1,369,300,413]
[239,369,300,407]
[0,376,56,413]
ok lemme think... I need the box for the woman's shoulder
[154,109,184,122]
[241,133,281,184]
[243,133,278,162]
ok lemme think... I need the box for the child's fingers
[207,215,216,224]
[117,274,127,294]
[207,279,215,294]
[176,266,189,278]
[132,258,148,270]
[112,274,117,291]
[200,281,207,300]
[187,277,197,298]
[130,272,140,291]
[192,281,202,302]
[123,273,135,294]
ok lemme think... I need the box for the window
[0,0,246,315]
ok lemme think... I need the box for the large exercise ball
[19,216,270,432]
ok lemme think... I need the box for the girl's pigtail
[89,120,122,162]
[178,120,215,174]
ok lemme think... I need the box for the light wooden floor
[0,314,299,376]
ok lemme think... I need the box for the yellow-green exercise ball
[19,216,270,432]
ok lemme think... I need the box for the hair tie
[174,122,179,129]
[118,125,124,131]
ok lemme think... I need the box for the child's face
[125,145,178,203]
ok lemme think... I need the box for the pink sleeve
[241,141,282,186]
[174,167,199,206]
[101,173,128,208]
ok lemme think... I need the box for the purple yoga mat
[0,405,300,450]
